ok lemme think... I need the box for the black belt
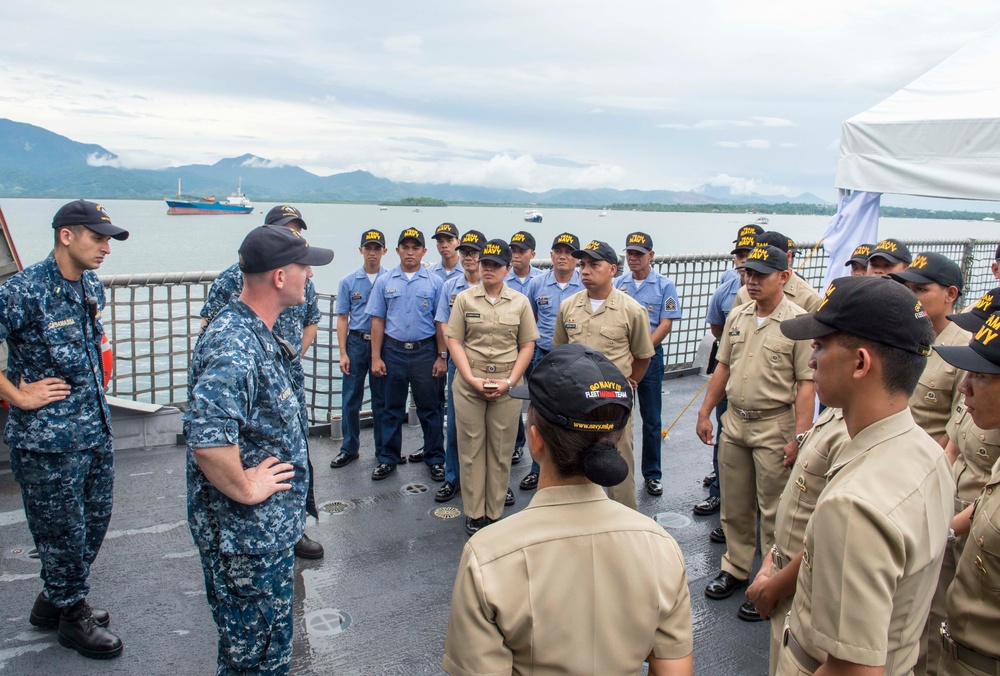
[941,623,1000,675]
[783,628,822,673]
[730,403,792,420]
[385,336,435,350]
[349,329,372,341]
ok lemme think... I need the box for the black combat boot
[57,599,124,659]
[30,593,110,629]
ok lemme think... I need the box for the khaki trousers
[606,414,637,510]
[719,407,794,580]
[937,649,996,676]
[917,533,964,676]
[453,369,522,521]
[768,597,794,676]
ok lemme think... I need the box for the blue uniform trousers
[10,439,114,608]
[339,332,385,456]
[444,359,459,485]
[636,345,665,481]
[199,546,295,676]
[380,339,445,465]
[527,347,548,476]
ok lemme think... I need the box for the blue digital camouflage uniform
[184,297,308,676]
[0,253,114,608]
[200,262,321,518]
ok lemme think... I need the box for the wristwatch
[505,378,512,390]
[438,351,448,359]
[795,432,807,444]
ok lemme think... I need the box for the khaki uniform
[553,287,655,509]
[776,409,954,676]
[938,461,1000,676]
[446,285,539,520]
[734,272,822,312]
[716,297,813,579]
[910,322,970,441]
[919,399,1000,675]
[442,483,693,675]
[767,407,850,676]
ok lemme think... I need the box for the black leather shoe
[435,482,459,503]
[330,452,358,469]
[30,594,109,629]
[57,600,124,659]
[703,472,716,487]
[511,447,523,464]
[737,599,764,622]
[519,472,539,490]
[294,534,324,560]
[465,517,486,536]
[693,496,721,516]
[709,526,727,543]
[407,448,423,463]
[645,479,663,496]
[371,462,397,480]
[429,463,446,482]
[704,571,746,600]
[505,488,515,506]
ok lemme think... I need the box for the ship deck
[0,373,769,675]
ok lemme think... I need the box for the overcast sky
[2,1,999,202]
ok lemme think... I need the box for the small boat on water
[598,209,608,217]
[379,206,388,211]
[754,216,769,225]
[524,209,543,223]
[165,178,254,215]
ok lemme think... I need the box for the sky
[2,1,1000,204]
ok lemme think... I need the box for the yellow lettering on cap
[986,313,1000,331]
[584,240,601,250]
[737,235,756,247]
[911,255,929,269]
[365,231,381,240]
[628,234,646,244]
[462,233,479,243]
[403,229,419,237]
[975,325,998,345]
[748,247,769,261]
[589,381,622,391]
[876,240,898,253]
[557,234,574,244]
[572,422,616,431]
[483,243,502,255]
[818,283,836,311]
[976,294,994,311]
[854,245,871,256]
[739,226,757,237]
[512,233,526,242]
[281,205,296,213]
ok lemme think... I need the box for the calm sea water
[2,198,997,293]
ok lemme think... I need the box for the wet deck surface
[0,373,768,675]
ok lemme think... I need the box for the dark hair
[54,223,86,245]
[526,403,628,487]
[837,330,934,396]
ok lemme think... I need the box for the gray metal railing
[100,238,1000,426]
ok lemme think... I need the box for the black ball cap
[889,252,964,293]
[948,287,1000,332]
[459,230,486,252]
[755,231,791,253]
[736,245,789,274]
[868,238,912,265]
[780,276,933,355]
[732,224,764,244]
[510,344,633,431]
[239,225,334,274]
[360,229,386,248]
[52,200,129,241]
[509,231,536,251]
[551,232,580,251]
[936,310,1000,375]
[265,205,307,229]
[624,232,653,253]
[479,238,512,265]
[398,228,426,246]
[432,222,459,240]
[844,243,875,267]
[573,240,618,266]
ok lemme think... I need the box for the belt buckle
[487,364,496,373]
[404,342,414,350]
[940,624,959,660]
[363,333,371,341]
[738,408,749,419]
[782,625,790,647]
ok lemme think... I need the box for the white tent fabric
[836,23,1000,201]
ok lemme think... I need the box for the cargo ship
[165,178,254,215]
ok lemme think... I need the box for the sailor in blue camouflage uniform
[185,224,333,675]
[505,230,542,465]
[0,200,127,659]
[614,231,682,497]
[199,205,325,560]
[517,232,584,490]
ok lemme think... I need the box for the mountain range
[0,119,829,206]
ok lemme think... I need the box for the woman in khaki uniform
[446,239,538,535]
[442,344,694,675]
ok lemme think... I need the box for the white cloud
[86,152,121,167]
[717,139,772,149]
[240,156,286,169]
[579,95,674,111]
[706,173,793,196]
[753,116,795,127]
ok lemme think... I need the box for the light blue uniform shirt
[524,269,584,352]
[614,268,683,333]
[335,267,386,332]
[505,266,543,295]
[706,267,743,326]
[435,274,479,324]
[366,266,443,342]
[429,260,463,283]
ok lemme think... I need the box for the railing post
[959,238,977,294]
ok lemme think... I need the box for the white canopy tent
[822,23,1000,291]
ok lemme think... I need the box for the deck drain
[319,500,355,514]
[653,512,692,529]
[432,506,462,520]
[304,608,351,638]
[400,483,429,496]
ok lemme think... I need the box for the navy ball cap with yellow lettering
[780,276,933,355]
[936,310,1000,374]
[52,200,129,241]
[459,230,487,253]
[359,229,386,248]
[265,204,307,230]
[888,251,964,293]
[551,232,581,251]
[948,286,1000,332]
[398,228,426,246]
[479,238,511,265]
[572,240,618,266]
[624,232,653,253]
[510,343,633,431]
[869,238,913,265]
[736,245,788,274]
[509,231,536,251]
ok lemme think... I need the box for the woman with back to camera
[442,344,694,676]
[446,239,538,536]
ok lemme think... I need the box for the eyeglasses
[459,250,480,259]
